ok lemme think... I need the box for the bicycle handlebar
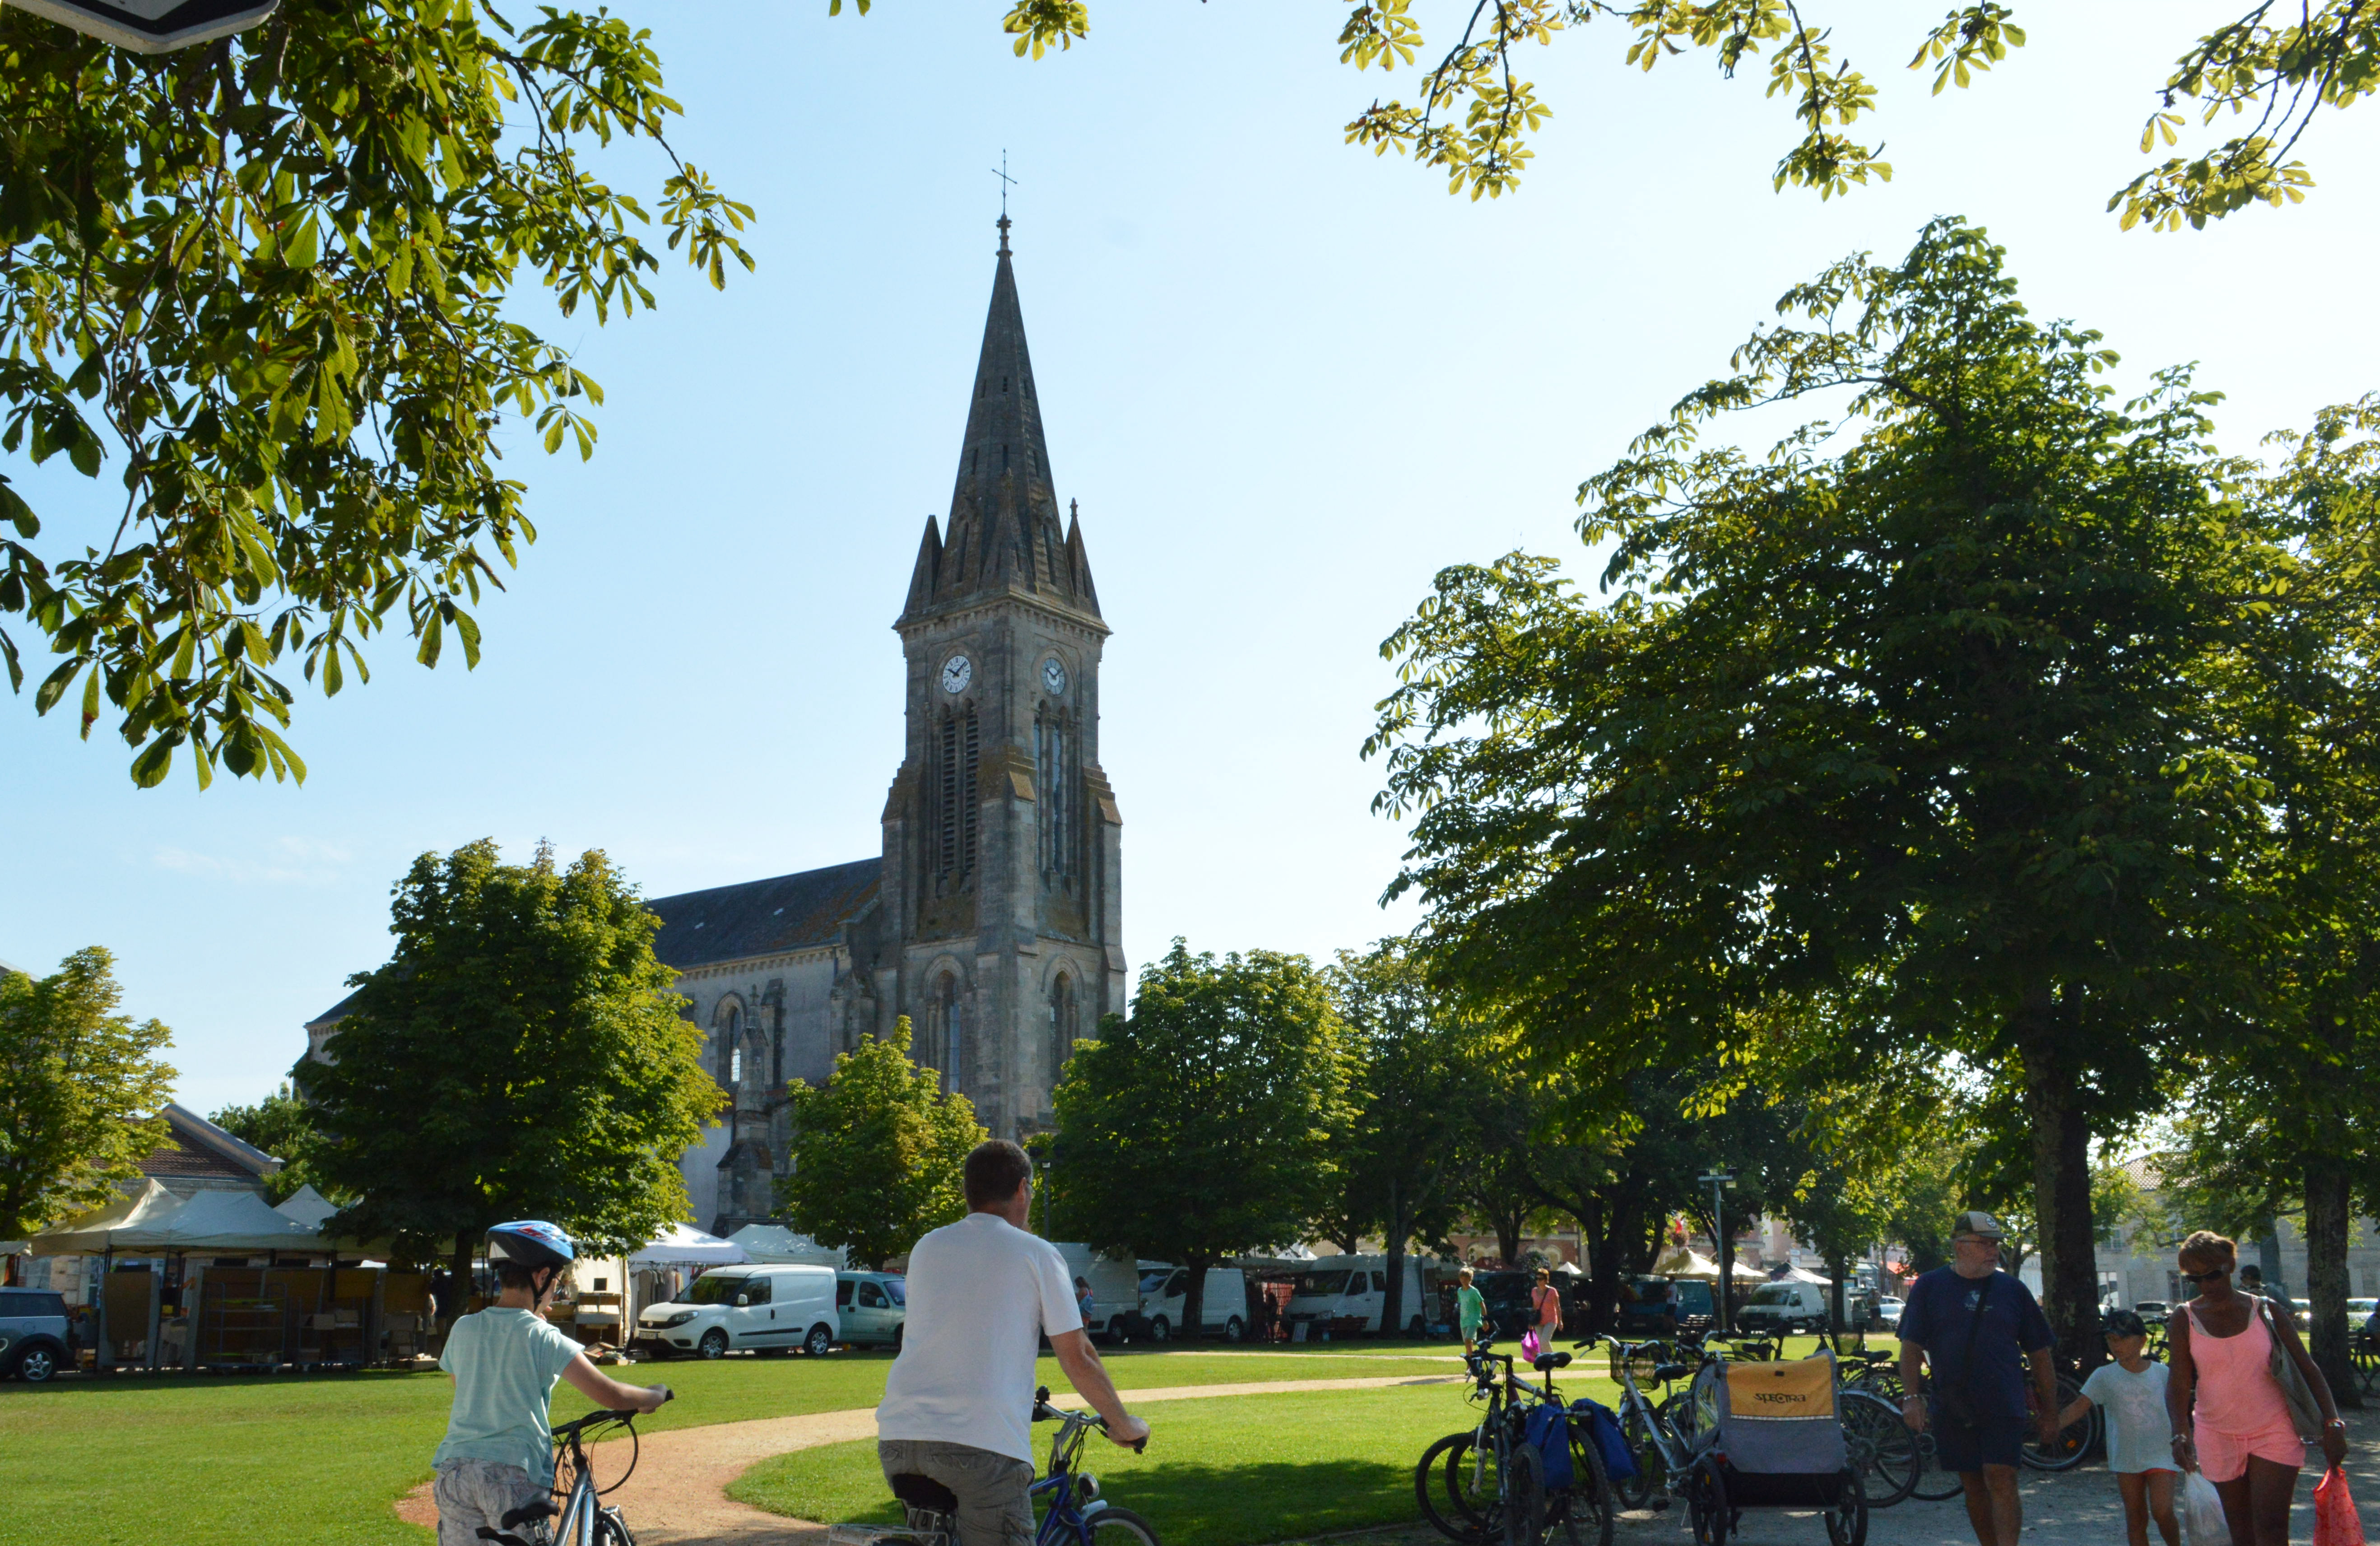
[1032,1385,1148,1453]
[550,1385,671,1440]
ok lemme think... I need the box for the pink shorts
[2194,1418,2305,1483]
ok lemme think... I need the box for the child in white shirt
[2056,1309,2179,1546]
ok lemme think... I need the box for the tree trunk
[1182,1256,1210,1341]
[2018,994,2101,1377]
[1383,1179,1408,1339]
[449,1230,473,1332]
[1827,1251,1850,1337]
[2305,1159,2361,1408]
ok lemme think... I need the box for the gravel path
[393,1374,1467,1543]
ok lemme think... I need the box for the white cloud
[152,837,350,885]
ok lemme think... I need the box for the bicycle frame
[1605,1342,1700,1481]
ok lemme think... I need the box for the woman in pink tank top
[2163,1230,2346,1545]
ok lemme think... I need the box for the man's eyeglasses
[2180,1267,2231,1284]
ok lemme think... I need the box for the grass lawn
[0,1344,1460,1546]
[731,1384,1506,1546]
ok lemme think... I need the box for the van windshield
[885,1280,906,1305]
[687,1274,752,1305]
[1748,1285,1801,1306]
[1292,1271,1351,1296]
[1139,1270,1172,1294]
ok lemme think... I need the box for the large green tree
[1369,217,2276,1367]
[1325,941,1487,1335]
[1050,940,1355,1338]
[0,947,175,1240]
[0,2,751,786]
[209,1079,340,1206]
[777,1019,986,1271]
[967,1,2373,224]
[295,840,722,1290]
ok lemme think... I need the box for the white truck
[1053,1244,1144,1343]
[1137,1264,1249,1341]
[1285,1254,1431,1336]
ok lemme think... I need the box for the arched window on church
[1050,973,1077,1080]
[934,704,981,889]
[720,1004,742,1086]
[931,972,963,1094]
[1037,710,1073,887]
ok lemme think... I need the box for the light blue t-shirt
[2083,1358,2175,1474]
[435,1308,584,1482]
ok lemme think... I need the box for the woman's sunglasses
[2180,1267,2231,1283]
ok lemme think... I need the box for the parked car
[1736,1281,1831,1335]
[1285,1256,1429,1336]
[1471,1271,1536,1339]
[1614,1275,1684,1337]
[1876,1296,1906,1331]
[2134,1299,2171,1320]
[0,1287,72,1383]
[835,1271,906,1350]
[633,1264,840,1359]
[1138,1265,1248,1341]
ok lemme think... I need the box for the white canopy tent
[274,1185,339,1230]
[726,1225,842,1267]
[28,1179,189,1255]
[628,1223,748,1267]
[1654,1246,1724,1281]
[1770,1265,1831,1285]
[113,1188,329,1254]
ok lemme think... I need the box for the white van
[1055,1244,1143,1342]
[632,1264,841,1358]
[1138,1264,1248,1341]
[1286,1254,1430,1336]
[1735,1280,1829,1334]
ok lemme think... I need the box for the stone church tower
[870,213,1128,1141]
[300,220,1125,1235]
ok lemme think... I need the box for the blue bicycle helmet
[486,1220,576,1273]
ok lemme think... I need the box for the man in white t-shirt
[877,1140,1148,1546]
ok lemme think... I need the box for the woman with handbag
[2164,1229,2349,1545]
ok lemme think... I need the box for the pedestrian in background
[1529,1267,1561,1350]
[2164,1230,2345,1546]
[1456,1267,1485,1353]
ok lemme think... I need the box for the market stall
[726,1225,842,1266]
[618,1224,749,1336]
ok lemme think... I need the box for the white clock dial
[939,654,973,695]
[1042,657,1068,695]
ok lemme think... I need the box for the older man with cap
[1897,1211,2060,1546]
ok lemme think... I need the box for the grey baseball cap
[1952,1211,2005,1240]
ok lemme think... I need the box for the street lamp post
[1697,1169,1739,1332]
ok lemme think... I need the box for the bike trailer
[1687,1351,1860,1519]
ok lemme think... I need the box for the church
[307,220,1127,1238]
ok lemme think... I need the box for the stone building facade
[306,223,1128,1238]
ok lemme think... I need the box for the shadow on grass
[1093,1458,1418,1546]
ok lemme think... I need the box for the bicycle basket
[1610,1348,1665,1383]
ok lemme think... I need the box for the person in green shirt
[1457,1267,1487,1352]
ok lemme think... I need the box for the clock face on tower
[939,654,973,695]
[1042,657,1068,696]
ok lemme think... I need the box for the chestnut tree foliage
[0,2,751,786]
[971,0,2376,222]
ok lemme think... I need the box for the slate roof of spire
[903,221,1101,624]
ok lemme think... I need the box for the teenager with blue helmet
[432,1219,673,1546]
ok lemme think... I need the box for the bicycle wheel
[1552,1417,1616,1546]
[1823,1468,1868,1546]
[1681,1457,1729,1546]
[1501,1441,1545,1546]
[1838,1391,1919,1509]
[1085,1504,1164,1546]
[1614,1403,1669,1512]
[2020,1374,2096,1471]
[1906,1400,1965,1502]
[595,1506,637,1546]
[1417,1431,1488,1543]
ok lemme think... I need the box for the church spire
[902,218,1100,624]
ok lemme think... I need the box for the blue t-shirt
[435,1307,584,1482]
[1900,1267,2054,1418]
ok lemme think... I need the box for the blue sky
[5,1,2376,1115]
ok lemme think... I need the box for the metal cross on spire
[993,151,1018,255]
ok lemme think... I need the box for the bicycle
[470,1387,674,1546]
[1580,1336,1702,1514]
[1418,1340,1615,1546]
[838,1387,1158,1546]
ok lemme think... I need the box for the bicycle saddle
[890,1474,960,1515]
[1533,1351,1571,1372]
[1652,1363,1692,1384]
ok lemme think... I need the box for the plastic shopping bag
[2182,1470,2229,1546]
[1521,1328,1541,1361]
[2315,1466,2367,1546]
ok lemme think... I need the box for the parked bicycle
[1416,1337,1616,1546]
[833,1387,1157,1546]
[470,1388,674,1546]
